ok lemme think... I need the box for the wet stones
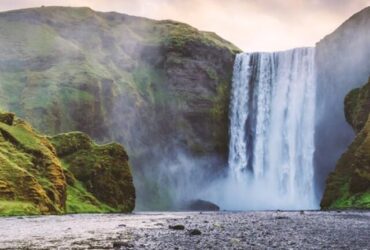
[188,229,202,236]
[113,241,134,249]
[169,225,185,230]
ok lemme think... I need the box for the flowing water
[228,48,317,209]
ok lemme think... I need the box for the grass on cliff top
[0,122,42,152]
[156,20,240,53]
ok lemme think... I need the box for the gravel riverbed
[0,211,369,249]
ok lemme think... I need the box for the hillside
[321,78,370,209]
[314,6,370,196]
[0,111,135,215]
[0,6,240,209]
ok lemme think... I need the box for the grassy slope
[0,7,239,141]
[0,6,240,210]
[321,78,370,209]
[50,132,135,213]
[0,112,134,216]
[0,112,66,215]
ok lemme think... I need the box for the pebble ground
[0,211,369,249]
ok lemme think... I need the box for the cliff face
[0,112,66,215]
[314,7,370,197]
[0,7,239,209]
[321,78,370,209]
[0,112,135,215]
[51,132,136,212]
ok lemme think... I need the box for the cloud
[0,0,368,51]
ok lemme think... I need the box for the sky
[0,0,369,51]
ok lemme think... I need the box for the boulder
[182,199,220,211]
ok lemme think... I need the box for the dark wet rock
[188,229,202,236]
[113,241,134,249]
[183,199,220,211]
[169,225,185,230]
[275,216,290,220]
[0,112,15,125]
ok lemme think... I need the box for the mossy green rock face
[0,6,240,209]
[0,6,239,157]
[321,78,370,209]
[0,112,66,215]
[50,132,135,212]
[0,112,135,215]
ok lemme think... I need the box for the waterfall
[228,48,317,210]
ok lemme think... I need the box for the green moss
[50,132,93,156]
[0,6,239,211]
[206,67,218,81]
[158,20,240,53]
[132,65,167,105]
[321,78,370,209]
[50,133,136,212]
[329,182,370,209]
[210,81,231,154]
[344,78,370,132]
[0,111,135,216]
[0,122,44,152]
[0,200,40,216]
[66,182,115,214]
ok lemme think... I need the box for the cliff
[314,6,370,197]
[0,6,240,209]
[0,111,135,215]
[321,78,370,209]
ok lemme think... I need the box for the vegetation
[50,132,136,212]
[0,112,135,216]
[0,6,240,209]
[321,78,370,209]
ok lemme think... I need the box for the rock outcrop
[0,111,135,215]
[181,199,220,211]
[314,6,370,197]
[321,78,370,209]
[50,132,135,212]
[0,7,240,209]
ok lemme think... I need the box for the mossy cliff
[0,112,135,215]
[0,6,239,156]
[50,132,135,212]
[321,78,370,209]
[314,6,370,196]
[0,6,240,209]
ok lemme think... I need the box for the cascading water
[228,48,318,210]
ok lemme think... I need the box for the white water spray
[228,48,317,210]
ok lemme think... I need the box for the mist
[314,6,370,198]
[121,6,370,211]
[0,5,369,212]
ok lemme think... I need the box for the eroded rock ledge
[0,111,135,215]
[321,78,370,209]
